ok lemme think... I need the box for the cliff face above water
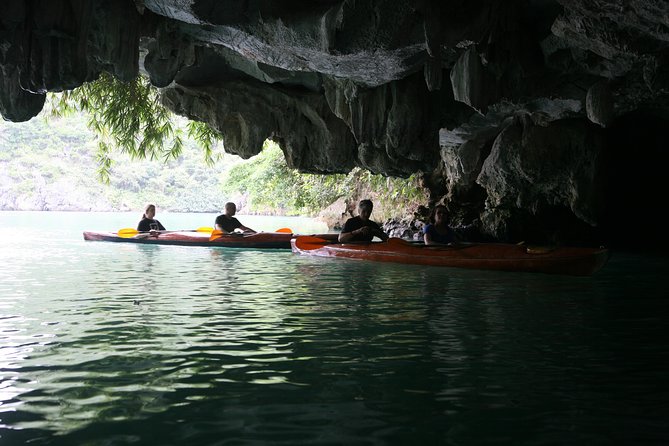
[2,0,668,248]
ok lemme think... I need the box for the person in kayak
[423,205,458,245]
[215,202,256,234]
[137,204,165,236]
[339,199,389,243]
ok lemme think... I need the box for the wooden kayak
[291,236,609,276]
[83,230,338,249]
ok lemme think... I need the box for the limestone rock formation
[1,0,668,248]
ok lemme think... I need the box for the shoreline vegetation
[0,112,428,230]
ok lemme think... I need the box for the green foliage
[3,71,428,221]
[221,141,343,214]
[0,113,235,212]
[46,72,223,182]
[221,141,428,219]
[187,121,224,166]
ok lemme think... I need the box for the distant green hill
[0,113,237,212]
[0,112,428,223]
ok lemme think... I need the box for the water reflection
[1,219,669,444]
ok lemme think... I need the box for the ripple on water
[1,228,669,444]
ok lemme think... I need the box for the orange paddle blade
[293,236,331,251]
[209,229,223,241]
[275,227,293,233]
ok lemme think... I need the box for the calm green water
[1,211,668,445]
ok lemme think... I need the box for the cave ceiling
[1,0,668,244]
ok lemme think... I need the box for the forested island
[0,113,426,227]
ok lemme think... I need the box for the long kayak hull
[290,237,609,276]
[83,231,337,249]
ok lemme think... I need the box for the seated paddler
[338,199,389,243]
[136,204,165,237]
[215,202,256,234]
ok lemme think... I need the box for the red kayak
[83,230,338,249]
[291,236,609,276]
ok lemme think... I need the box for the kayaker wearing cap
[338,199,389,243]
[215,202,256,234]
[137,204,165,237]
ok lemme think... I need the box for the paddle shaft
[209,227,293,241]
[117,227,214,238]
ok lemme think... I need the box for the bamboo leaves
[47,72,222,182]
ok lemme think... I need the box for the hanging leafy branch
[187,120,223,167]
[46,72,222,182]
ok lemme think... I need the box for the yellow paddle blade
[209,229,223,241]
[117,228,139,238]
[196,226,214,232]
[275,227,293,233]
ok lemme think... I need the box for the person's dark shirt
[215,215,243,233]
[423,224,457,244]
[342,216,383,242]
[137,218,165,232]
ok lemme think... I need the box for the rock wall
[1,0,668,247]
